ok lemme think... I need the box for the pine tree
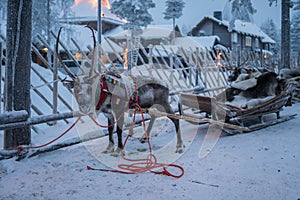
[261,19,280,57]
[163,0,185,32]
[228,0,256,31]
[110,0,155,29]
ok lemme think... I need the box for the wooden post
[0,42,2,113]
[4,0,32,148]
[281,0,291,69]
[52,45,58,125]
[169,53,174,88]
[195,47,199,86]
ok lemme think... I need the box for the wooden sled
[179,83,296,134]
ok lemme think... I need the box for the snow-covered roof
[174,36,220,50]
[61,25,123,53]
[152,45,179,57]
[60,7,125,26]
[108,25,174,40]
[59,16,124,26]
[202,16,276,44]
[171,37,206,51]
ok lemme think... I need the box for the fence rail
[0,111,78,131]
[0,27,277,134]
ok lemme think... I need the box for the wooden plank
[153,45,188,90]
[0,42,2,113]
[0,110,28,124]
[180,93,212,114]
[52,49,58,125]
[50,31,82,70]
[0,112,79,131]
[246,114,297,132]
[30,66,73,112]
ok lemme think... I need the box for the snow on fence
[0,28,262,133]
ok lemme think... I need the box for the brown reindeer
[56,27,184,154]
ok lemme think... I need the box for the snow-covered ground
[0,103,299,200]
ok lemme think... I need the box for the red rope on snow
[5,115,82,155]
[4,74,185,178]
[87,103,185,178]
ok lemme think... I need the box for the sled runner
[179,81,296,134]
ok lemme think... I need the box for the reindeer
[56,27,184,154]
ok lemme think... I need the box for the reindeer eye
[63,82,74,89]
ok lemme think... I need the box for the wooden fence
[0,29,270,133]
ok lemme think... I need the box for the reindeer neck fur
[96,72,169,113]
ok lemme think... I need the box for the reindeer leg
[103,114,115,154]
[112,113,124,156]
[163,102,184,153]
[140,114,156,143]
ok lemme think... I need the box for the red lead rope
[4,116,82,155]
[87,103,184,179]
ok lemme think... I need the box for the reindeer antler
[56,27,76,80]
[85,25,98,78]
[238,50,250,69]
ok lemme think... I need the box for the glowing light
[73,0,111,9]
[123,47,128,70]
[217,52,223,67]
[75,52,84,60]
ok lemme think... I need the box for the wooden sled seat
[179,82,295,133]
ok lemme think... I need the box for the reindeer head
[56,27,100,115]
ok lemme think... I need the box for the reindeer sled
[179,71,296,134]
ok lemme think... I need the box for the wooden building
[190,12,275,53]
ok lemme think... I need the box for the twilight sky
[72,0,281,29]
[151,0,281,27]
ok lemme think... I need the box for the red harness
[96,76,109,110]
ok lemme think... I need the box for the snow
[172,36,220,51]
[108,25,174,40]
[1,63,74,131]
[66,6,124,26]
[0,103,300,199]
[62,25,123,53]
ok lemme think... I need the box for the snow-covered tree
[268,0,278,6]
[260,19,280,57]
[0,0,7,35]
[32,0,75,44]
[228,0,256,31]
[291,3,300,59]
[163,0,185,32]
[110,0,155,29]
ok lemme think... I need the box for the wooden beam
[0,110,28,124]
[0,111,79,131]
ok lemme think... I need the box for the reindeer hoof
[175,144,185,154]
[102,148,114,154]
[102,143,115,154]
[111,148,124,157]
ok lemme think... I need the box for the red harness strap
[96,76,109,110]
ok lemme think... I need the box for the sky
[152,0,281,27]
[72,0,282,30]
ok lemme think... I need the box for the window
[255,38,259,48]
[231,32,238,43]
[245,36,252,47]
